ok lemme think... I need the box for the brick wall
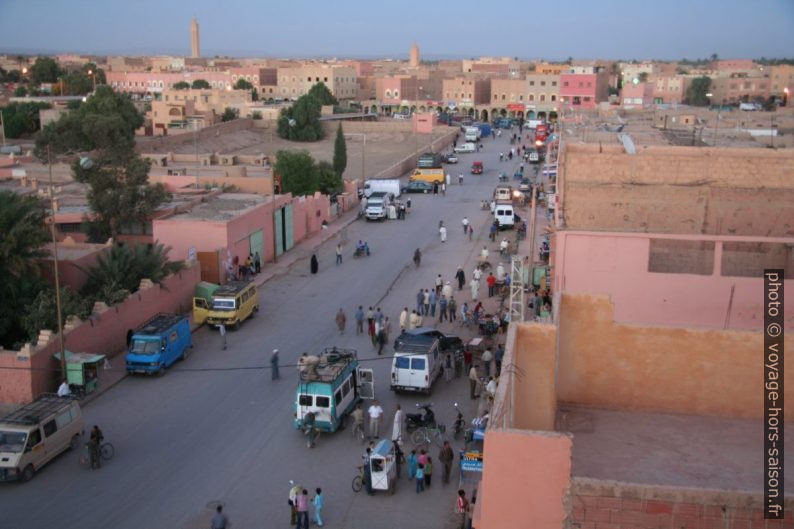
[570,479,794,529]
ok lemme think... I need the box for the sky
[0,0,792,61]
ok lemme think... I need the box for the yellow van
[193,280,259,329]
[0,395,84,482]
[410,168,445,185]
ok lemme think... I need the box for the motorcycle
[405,403,436,433]
[354,246,370,258]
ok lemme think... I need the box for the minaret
[191,17,200,58]
[409,42,420,68]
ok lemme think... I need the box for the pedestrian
[455,267,466,290]
[368,318,377,347]
[406,196,411,210]
[442,281,452,300]
[487,272,496,297]
[288,481,303,526]
[461,302,470,326]
[218,323,227,351]
[416,289,424,314]
[440,224,447,243]
[310,253,318,274]
[271,349,280,380]
[463,348,472,375]
[439,441,454,484]
[375,307,384,325]
[433,182,439,194]
[457,490,470,529]
[444,352,453,382]
[400,307,408,330]
[368,400,383,439]
[336,243,343,265]
[473,266,482,282]
[312,488,324,527]
[211,505,229,529]
[448,296,457,322]
[88,428,101,469]
[394,441,405,479]
[482,347,493,378]
[439,296,448,322]
[407,449,418,480]
[429,289,437,317]
[409,310,419,330]
[435,274,443,295]
[441,182,446,195]
[355,306,364,334]
[296,489,310,529]
[458,173,463,185]
[489,222,497,242]
[468,224,473,241]
[469,364,479,399]
[495,343,504,376]
[424,457,433,487]
[57,379,71,398]
[363,447,374,495]
[254,251,261,274]
[332,309,345,335]
[446,172,451,186]
[392,404,403,444]
[423,289,430,316]
[469,278,480,302]
[462,216,469,235]
[377,318,388,355]
[415,464,425,493]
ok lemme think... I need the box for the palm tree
[0,191,49,280]
[80,242,184,305]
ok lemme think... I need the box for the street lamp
[87,69,96,92]
[784,87,790,107]
[47,146,67,381]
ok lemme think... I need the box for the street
[0,129,549,529]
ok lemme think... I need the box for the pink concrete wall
[0,264,201,404]
[478,430,572,529]
[149,173,273,195]
[560,73,599,108]
[154,219,229,262]
[555,231,794,331]
[38,250,105,291]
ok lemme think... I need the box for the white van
[494,201,516,229]
[363,179,401,199]
[464,127,480,142]
[453,142,476,154]
[390,339,442,394]
[493,185,513,202]
[0,395,84,482]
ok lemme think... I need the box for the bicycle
[352,465,365,493]
[411,423,446,447]
[351,421,366,444]
[78,441,115,469]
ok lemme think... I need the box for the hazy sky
[1,0,792,60]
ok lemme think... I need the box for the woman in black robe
[310,254,318,274]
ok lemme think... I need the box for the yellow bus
[193,280,258,329]
[410,168,445,185]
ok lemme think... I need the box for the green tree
[221,107,239,122]
[22,286,91,340]
[0,102,50,138]
[251,111,263,120]
[638,71,649,82]
[5,69,22,83]
[191,79,211,89]
[13,85,27,97]
[274,150,318,196]
[82,62,106,85]
[79,243,184,305]
[61,70,93,95]
[234,78,253,90]
[276,95,324,141]
[685,76,712,106]
[307,82,338,106]
[29,56,63,85]
[0,191,50,346]
[333,123,347,177]
[173,81,190,90]
[317,161,342,195]
[36,86,170,241]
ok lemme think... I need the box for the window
[529,81,535,86]
[59,222,84,233]
[540,94,546,102]
[519,95,523,101]
[410,357,426,370]
[529,94,534,101]
[334,390,342,406]
[541,81,546,86]
[501,94,505,100]
[578,82,583,88]
[587,82,592,87]
[54,409,73,430]
[342,379,351,396]
[324,77,328,82]
[468,93,472,98]
[395,356,410,369]
[563,81,569,87]
[26,429,42,450]
[307,77,311,82]
[584,96,591,101]
[315,396,330,408]
[552,81,557,86]
[43,420,57,437]
[551,94,556,102]
[298,394,313,406]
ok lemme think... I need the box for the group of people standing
[334,306,392,355]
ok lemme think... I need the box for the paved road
[0,129,546,529]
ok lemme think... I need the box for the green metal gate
[249,229,263,263]
[283,204,294,251]
[275,208,284,257]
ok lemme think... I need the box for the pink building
[559,72,609,109]
[651,75,688,104]
[107,71,233,93]
[620,81,654,108]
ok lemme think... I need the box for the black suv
[393,327,463,354]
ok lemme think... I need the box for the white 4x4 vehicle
[453,142,476,154]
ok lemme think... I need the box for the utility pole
[47,146,67,381]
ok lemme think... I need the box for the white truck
[365,191,392,221]
[525,119,544,129]
[363,179,401,199]
[464,126,481,142]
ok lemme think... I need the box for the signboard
[507,104,524,111]
[460,451,483,472]
[187,247,196,261]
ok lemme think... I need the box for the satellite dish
[288,119,296,127]
[79,157,94,169]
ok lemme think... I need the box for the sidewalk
[83,207,362,407]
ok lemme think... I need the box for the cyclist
[351,405,364,439]
[89,425,104,469]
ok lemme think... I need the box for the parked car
[442,153,459,164]
[519,178,531,192]
[453,142,476,154]
[402,180,434,194]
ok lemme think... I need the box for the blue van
[126,313,192,375]
[294,349,374,433]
